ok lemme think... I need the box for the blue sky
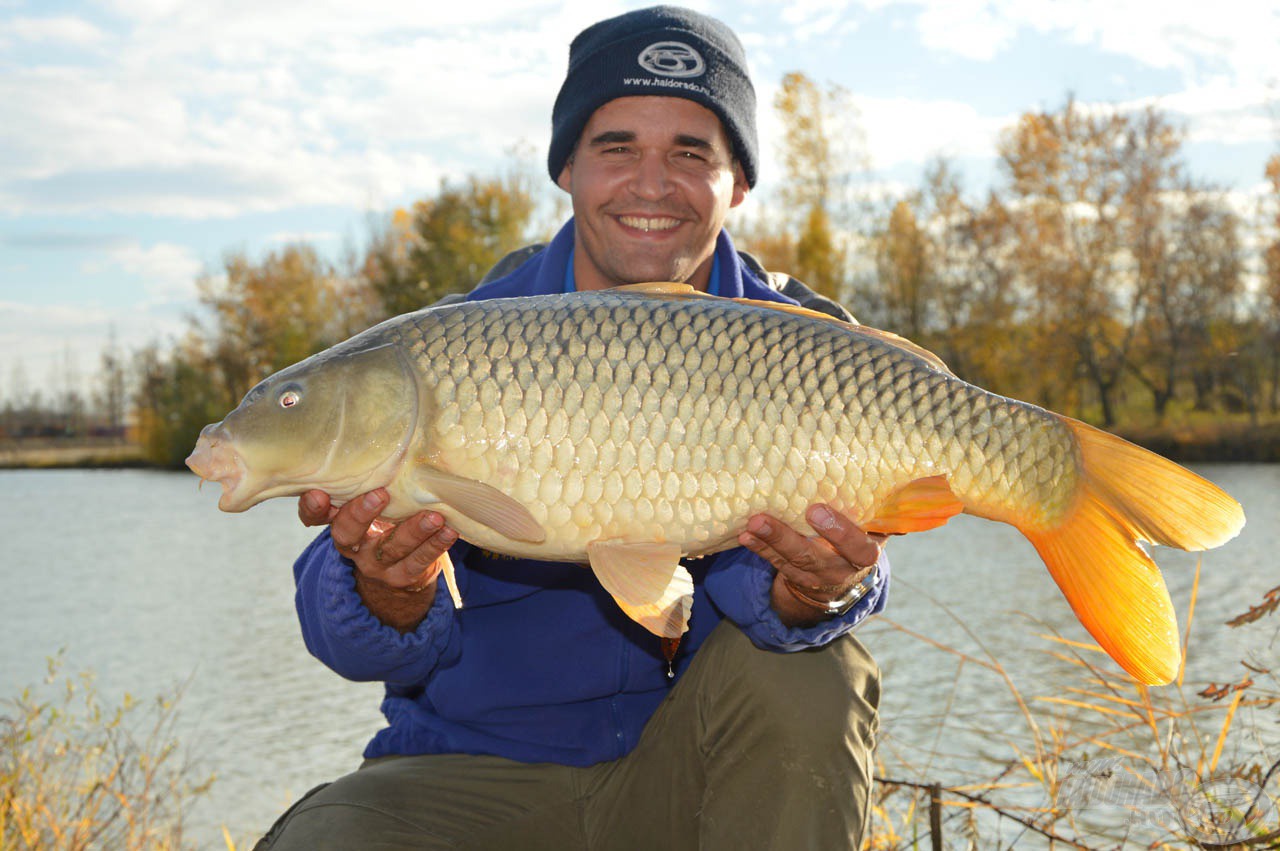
[2,0,1277,405]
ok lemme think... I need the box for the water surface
[1,465,1274,844]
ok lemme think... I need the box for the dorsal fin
[610,281,702,296]
[605,281,954,376]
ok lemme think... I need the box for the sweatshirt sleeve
[703,545,889,652]
[292,529,458,686]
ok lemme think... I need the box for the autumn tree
[1263,154,1280,413]
[734,72,870,304]
[95,326,128,434]
[996,99,1189,424]
[366,170,537,318]
[132,340,229,468]
[134,244,368,466]
[1129,183,1243,418]
[195,243,365,407]
[874,199,931,339]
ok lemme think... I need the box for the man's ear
[730,161,749,208]
[556,159,573,193]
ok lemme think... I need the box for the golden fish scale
[395,292,1080,558]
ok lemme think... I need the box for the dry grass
[0,439,145,470]
[863,566,1280,850]
[0,655,214,850]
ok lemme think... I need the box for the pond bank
[0,438,147,469]
[4,418,1279,470]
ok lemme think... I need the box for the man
[260,7,888,849]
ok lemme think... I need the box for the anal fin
[586,541,693,639]
[863,475,964,536]
[438,551,463,609]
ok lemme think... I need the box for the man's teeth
[620,216,679,233]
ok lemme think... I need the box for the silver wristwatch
[783,564,879,617]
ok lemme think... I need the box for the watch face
[832,572,874,615]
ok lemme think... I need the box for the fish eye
[279,388,302,409]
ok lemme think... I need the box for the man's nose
[628,153,674,200]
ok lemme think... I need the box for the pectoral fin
[413,469,546,544]
[863,475,964,536]
[586,541,693,639]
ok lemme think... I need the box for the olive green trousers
[256,622,880,850]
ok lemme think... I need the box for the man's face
[557,96,749,292]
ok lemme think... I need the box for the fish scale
[187,282,1245,684]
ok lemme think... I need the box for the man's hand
[299,488,458,632]
[738,504,884,627]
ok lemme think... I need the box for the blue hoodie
[292,221,889,767]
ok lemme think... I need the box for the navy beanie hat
[549,5,759,187]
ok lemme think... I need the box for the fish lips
[186,423,257,512]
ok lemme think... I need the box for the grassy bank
[3,415,1278,471]
[1117,417,1280,463]
[0,438,148,470]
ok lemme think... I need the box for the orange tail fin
[1023,419,1245,685]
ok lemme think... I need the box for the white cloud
[872,0,1280,90]
[93,242,205,302]
[0,2,578,219]
[5,14,106,45]
[854,95,1007,169]
[266,231,342,246]
[912,1,1019,61]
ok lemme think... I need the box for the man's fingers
[372,512,445,567]
[742,514,819,570]
[298,490,332,526]
[806,505,882,569]
[740,508,882,592]
[330,489,389,551]
[397,523,459,586]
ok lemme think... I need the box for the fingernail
[809,505,836,530]
[303,492,323,512]
[750,518,771,536]
[419,514,441,534]
[363,492,383,511]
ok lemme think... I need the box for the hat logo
[637,41,705,78]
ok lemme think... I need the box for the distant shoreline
[0,438,148,470]
[1114,420,1280,464]
[3,424,1278,471]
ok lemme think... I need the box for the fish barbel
[186,283,1245,684]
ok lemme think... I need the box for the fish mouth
[185,423,256,512]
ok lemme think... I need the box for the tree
[874,199,931,339]
[95,326,128,435]
[132,340,229,468]
[1129,184,1243,418]
[735,72,871,303]
[196,243,357,407]
[1263,154,1280,413]
[365,171,537,318]
[996,98,1186,425]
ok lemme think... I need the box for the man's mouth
[617,215,681,233]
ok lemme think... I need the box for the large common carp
[186,283,1245,684]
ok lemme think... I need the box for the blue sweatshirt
[293,220,890,767]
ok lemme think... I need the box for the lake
[1,465,1275,846]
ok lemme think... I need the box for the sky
[1,0,1278,407]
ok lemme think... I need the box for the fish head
[185,341,419,512]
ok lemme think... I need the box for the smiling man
[261,7,889,850]
[558,96,747,292]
